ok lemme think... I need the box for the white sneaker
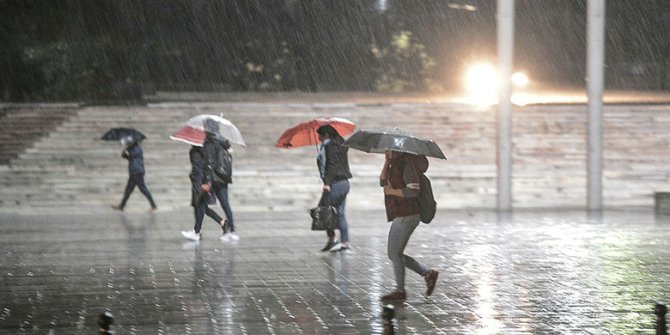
[329,242,348,252]
[229,232,240,241]
[220,233,231,242]
[181,230,201,241]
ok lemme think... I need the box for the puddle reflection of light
[367,237,386,334]
[471,246,502,335]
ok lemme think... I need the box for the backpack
[213,145,233,184]
[417,173,436,223]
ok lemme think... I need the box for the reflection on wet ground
[0,208,669,334]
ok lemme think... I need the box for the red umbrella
[275,117,356,148]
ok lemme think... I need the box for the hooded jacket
[202,133,232,185]
[381,153,429,222]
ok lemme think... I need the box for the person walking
[181,146,227,241]
[379,150,438,302]
[316,125,353,252]
[201,123,238,241]
[112,136,157,212]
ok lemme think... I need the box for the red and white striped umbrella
[170,114,245,147]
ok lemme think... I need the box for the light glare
[463,62,530,107]
[464,62,498,106]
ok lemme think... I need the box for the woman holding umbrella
[343,127,443,302]
[180,145,227,241]
[316,125,353,252]
[379,150,438,302]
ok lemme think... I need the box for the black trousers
[193,197,223,233]
[119,173,157,209]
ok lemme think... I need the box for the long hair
[316,125,343,142]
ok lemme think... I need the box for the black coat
[122,144,145,175]
[318,137,352,185]
[189,146,214,207]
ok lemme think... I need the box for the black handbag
[309,192,339,231]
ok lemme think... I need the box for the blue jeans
[212,183,235,232]
[322,179,350,242]
[387,214,429,291]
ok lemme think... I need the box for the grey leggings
[387,214,430,291]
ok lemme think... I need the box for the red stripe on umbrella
[275,117,356,149]
[170,125,206,146]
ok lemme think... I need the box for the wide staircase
[0,105,78,165]
[2,99,670,213]
[0,101,498,214]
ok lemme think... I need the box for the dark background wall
[1,0,669,102]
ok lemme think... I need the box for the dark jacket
[122,144,145,175]
[202,134,232,185]
[382,153,428,222]
[317,137,352,185]
[189,146,214,206]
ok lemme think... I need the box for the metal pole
[497,0,514,211]
[587,0,605,210]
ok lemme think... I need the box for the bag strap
[318,190,331,207]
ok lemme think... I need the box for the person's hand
[323,184,331,193]
[201,183,211,192]
[384,184,403,197]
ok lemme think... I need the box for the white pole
[587,0,606,210]
[497,0,514,211]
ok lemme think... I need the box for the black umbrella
[343,127,446,159]
[101,128,146,142]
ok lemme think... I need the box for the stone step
[3,101,670,211]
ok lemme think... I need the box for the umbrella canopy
[275,117,356,148]
[101,128,146,143]
[170,114,245,147]
[343,127,447,159]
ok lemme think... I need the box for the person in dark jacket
[316,125,353,252]
[201,126,238,241]
[112,136,157,212]
[378,150,438,302]
[181,146,227,241]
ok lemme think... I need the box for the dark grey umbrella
[101,128,146,142]
[343,127,446,159]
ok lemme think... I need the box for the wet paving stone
[0,209,669,334]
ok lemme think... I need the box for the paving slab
[0,207,669,334]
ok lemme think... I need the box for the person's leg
[214,184,235,232]
[193,201,206,233]
[329,180,350,243]
[205,206,227,233]
[182,200,205,241]
[387,214,427,291]
[319,192,337,250]
[205,207,223,223]
[118,176,137,209]
[134,173,157,209]
[327,180,350,252]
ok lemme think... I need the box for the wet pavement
[0,208,669,334]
